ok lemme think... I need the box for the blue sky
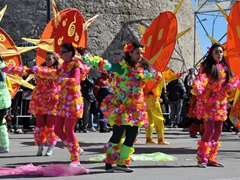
[192,0,229,55]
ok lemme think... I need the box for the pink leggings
[54,116,77,142]
[36,114,55,128]
[201,120,223,142]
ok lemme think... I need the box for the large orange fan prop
[0,28,22,98]
[141,0,190,94]
[226,1,240,77]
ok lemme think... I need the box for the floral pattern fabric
[100,60,162,127]
[192,63,239,121]
[33,59,89,119]
[29,67,59,115]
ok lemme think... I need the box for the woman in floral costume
[192,43,239,168]
[26,52,59,157]
[29,43,89,166]
[0,56,11,153]
[100,42,162,172]
[30,43,111,167]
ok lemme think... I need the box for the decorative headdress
[123,43,134,53]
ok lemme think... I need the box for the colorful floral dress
[29,67,59,115]
[32,59,89,119]
[100,60,162,127]
[192,63,239,121]
[0,61,11,110]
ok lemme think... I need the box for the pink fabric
[0,163,89,176]
[54,116,77,142]
[201,120,223,142]
[36,114,56,128]
[70,67,80,85]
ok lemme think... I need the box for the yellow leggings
[145,95,165,141]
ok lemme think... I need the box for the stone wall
[0,0,203,73]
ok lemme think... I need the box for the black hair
[61,43,75,57]
[201,43,233,83]
[76,47,88,56]
[41,51,59,69]
[124,41,151,71]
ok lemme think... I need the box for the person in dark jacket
[166,78,186,128]
[80,74,97,132]
[94,72,112,133]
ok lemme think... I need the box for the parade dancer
[26,51,59,156]
[99,42,162,172]
[192,44,238,168]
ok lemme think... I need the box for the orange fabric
[140,11,177,72]
[0,28,22,98]
[226,1,240,77]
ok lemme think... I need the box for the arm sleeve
[32,66,57,80]
[192,68,209,95]
[70,67,80,85]
[1,65,28,77]
[82,53,112,73]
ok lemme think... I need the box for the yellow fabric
[151,69,179,97]
[151,79,165,97]
[163,68,180,82]
[6,77,13,92]
[145,95,164,141]
[145,69,179,141]
[233,88,240,107]
[2,118,6,124]
[7,74,35,90]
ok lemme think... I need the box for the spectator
[166,78,186,128]
[80,74,97,132]
[184,68,196,99]
[94,72,113,133]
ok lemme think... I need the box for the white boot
[45,145,54,156]
[37,145,44,156]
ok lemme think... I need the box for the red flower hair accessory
[123,43,134,53]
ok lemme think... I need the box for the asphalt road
[0,128,240,180]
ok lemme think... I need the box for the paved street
[0,128,240,180]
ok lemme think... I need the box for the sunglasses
[60,50,70,54]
